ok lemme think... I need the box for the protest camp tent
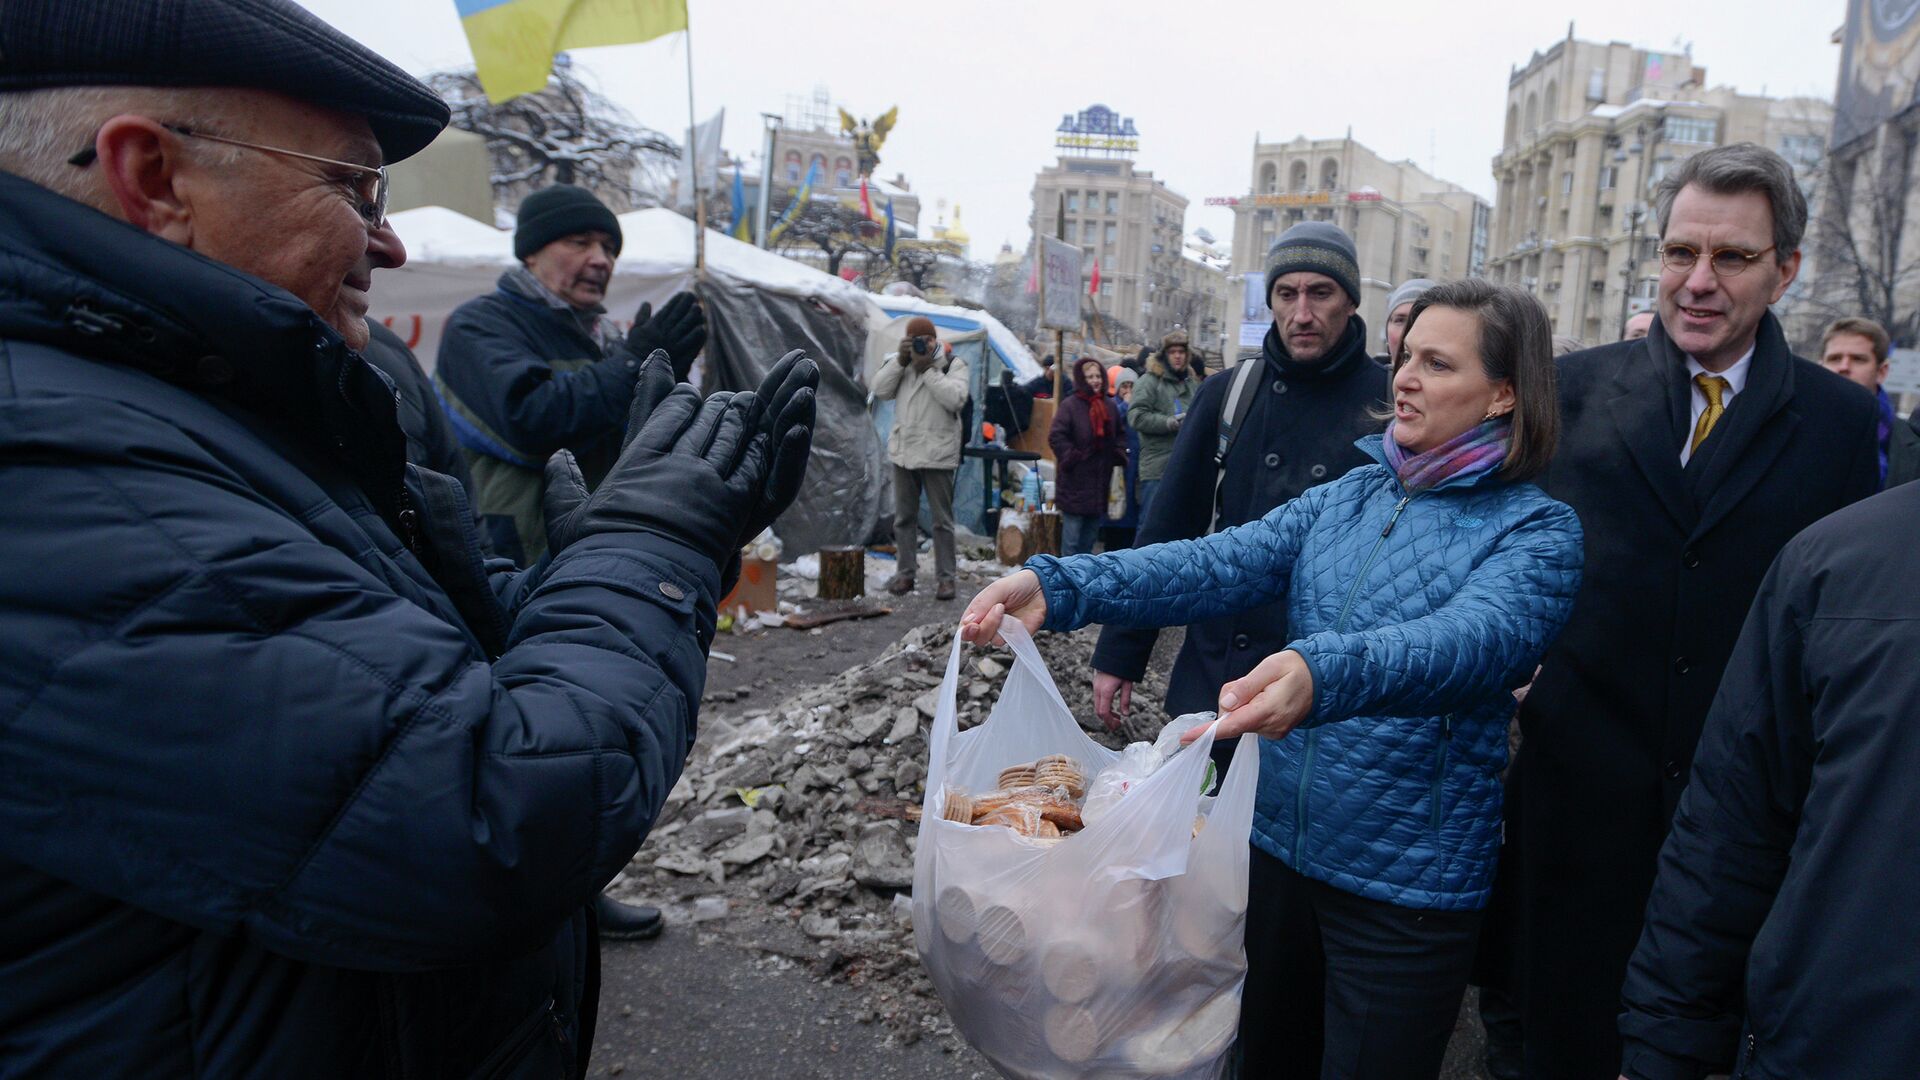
[372,206,888,556]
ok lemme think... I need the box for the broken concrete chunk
[883,708,919,744]
[719,833,775,866]
[851,820,915,890]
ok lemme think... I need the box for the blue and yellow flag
[766,161,821,246]
[457,0,688,103]
[729,168,751,242]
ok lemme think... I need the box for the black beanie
[514,184,623,261]
[1264,221,1360,305]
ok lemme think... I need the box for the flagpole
[683,4,705,273]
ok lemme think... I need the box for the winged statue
[837,105,898,178]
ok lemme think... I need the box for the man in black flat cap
[0,2,818,1077]
[436,184,709,567]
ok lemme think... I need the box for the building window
[1106,192,1119,214]
[1587,68,1606,101]
[1088,190,1102,207]
[834,157,853,187]
[808,153,827,178]
[1599,165,1618,190]
[1104,222,1117,245]
[1320,159,1339,190]
[1066,193,1078,212]
[1082,220,1098,243]
[783,150,802,183]
[1664,116,1717,145]
[1780,133,1823,168]
[1289,160,1308,191]
[1561,171,1573,196]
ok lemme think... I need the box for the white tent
[371,208,873,552]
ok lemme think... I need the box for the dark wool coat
[434,276,641,564]
[1619,482,1920,1080]
[1092,317,1389,715]
[1512,314,1880,1077]
[1048,366,1127,517]
[0,173,714,1080]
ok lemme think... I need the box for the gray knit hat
[1386,278,1437,315]
[1265,221,1361,305]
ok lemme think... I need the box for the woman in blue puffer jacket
[962,279,1583,1080]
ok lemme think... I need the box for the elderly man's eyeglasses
[1657,242,1778,278]
[68,124,389,229]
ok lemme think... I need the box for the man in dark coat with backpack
[1089,222,1389,724]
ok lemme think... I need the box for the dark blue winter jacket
[1029,436,1583,910]
[1619,482,1920,1080]
[0,173,711,1077]
[435,274,641,563]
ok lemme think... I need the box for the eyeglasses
[69,123,389,229]
[1657,242,1778,277]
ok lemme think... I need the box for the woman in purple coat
[1049,355,1128,554]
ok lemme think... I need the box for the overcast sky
[299,0,1846,259]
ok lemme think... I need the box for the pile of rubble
[614,618,1175,1043]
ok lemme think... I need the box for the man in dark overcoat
[1511,142,1880,1077]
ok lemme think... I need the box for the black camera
[910,335,934,356]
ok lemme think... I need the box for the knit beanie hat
[905,316,938,340]
[1109,365,1138,393]
[1264,221,1360,305]
[514,184,623,261]
[1386,278,1437,315]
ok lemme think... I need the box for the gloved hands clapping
[543,350,763,567]
[735,349,818,546]
[624,292,707,381]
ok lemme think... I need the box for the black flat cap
[0,0,450,163]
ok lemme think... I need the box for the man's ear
[92,116,195,244]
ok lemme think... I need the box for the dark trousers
[1236,847,1482,1080]
[891,465,956,583]
[1062,511,1103,555]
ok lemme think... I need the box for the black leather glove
[735,349,819,545]
[623,292,707,381]
[543,351,765,567]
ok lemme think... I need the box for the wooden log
[1024,510,1062,560]
[816,545,865,600]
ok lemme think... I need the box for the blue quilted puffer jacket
[1028,435,1583,910]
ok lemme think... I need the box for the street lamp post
[1616,117,1666,337]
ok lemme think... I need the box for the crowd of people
[1,3,1916,1080]
[967,143,1920,1080]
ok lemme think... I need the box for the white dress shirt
[1680,346,1754,466]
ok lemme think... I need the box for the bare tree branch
[426,59,680,218]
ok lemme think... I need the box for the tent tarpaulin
[369,206,888,554]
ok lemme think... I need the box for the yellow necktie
[1690,374,1731,454]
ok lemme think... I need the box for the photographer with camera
[873,316,971,600]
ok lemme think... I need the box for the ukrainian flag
[457,0,689,103]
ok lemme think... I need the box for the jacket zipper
[1296,491,1415,865]
[475,997,566,1080]
[1429,714,1453,832]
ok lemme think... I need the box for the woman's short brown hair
[1402,279,1560,484]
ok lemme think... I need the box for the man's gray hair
[0,87,243,202]
[1653,142,1807,263]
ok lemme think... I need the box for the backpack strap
[1210,355,1265,533]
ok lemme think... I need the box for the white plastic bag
[913,622,1260,1079]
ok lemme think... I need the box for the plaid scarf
[1381,416,1512,492]
[503,266,621,355]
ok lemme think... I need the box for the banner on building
[1039,236,1083,331]
[1833,0,1920,149]
[1239,272,1267,349]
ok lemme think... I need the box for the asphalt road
[591,926,994,1079]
